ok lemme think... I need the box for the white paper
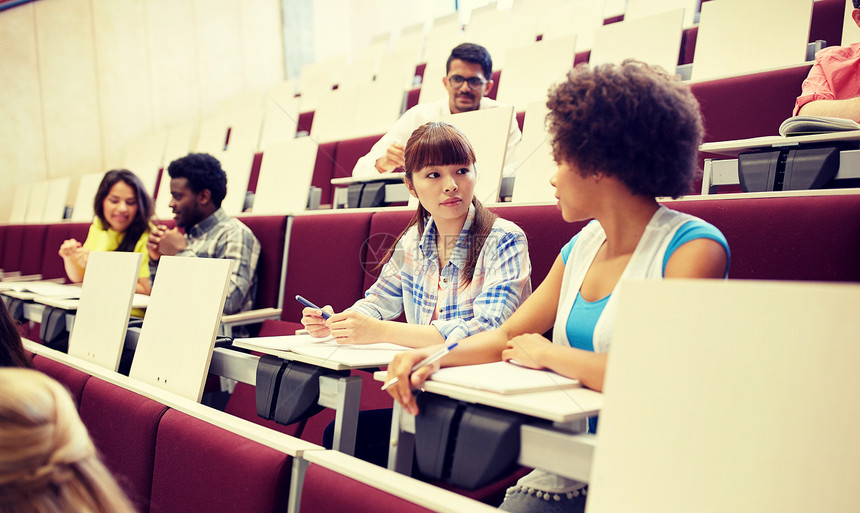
[0,281,81,297]
[429,361,580,394]
[234,334,410,367]
[235,333,335,351]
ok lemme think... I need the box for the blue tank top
[559,220,729,351]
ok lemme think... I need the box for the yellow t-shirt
[82,221,151,280]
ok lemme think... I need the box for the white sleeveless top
[514,207,700,498]
[552,206,698,353]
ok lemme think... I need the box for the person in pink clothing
[793,0,860,121]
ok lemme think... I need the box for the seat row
[5,190,860,336]
[2,43,827,228]
[293,60,815,205]
[27,343,493,513]
[216,190,860,467]
[12,191,860,508]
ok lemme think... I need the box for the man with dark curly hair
[385,60,730,513]
[793,0,860,121]
[147,153,260,316]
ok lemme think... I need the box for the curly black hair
[167,153,228,208]
[546,60,703,199]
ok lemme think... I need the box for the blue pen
[381,340,458,391]
[295,295,331,319]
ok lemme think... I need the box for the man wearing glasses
[352,43,521,178]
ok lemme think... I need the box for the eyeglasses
[447,75,487,89]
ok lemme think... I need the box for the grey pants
[499,485,587,513]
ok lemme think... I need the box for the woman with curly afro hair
[385,60,731,512]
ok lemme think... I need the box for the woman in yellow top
[58,169,154,295]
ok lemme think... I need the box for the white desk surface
[330,172,406,185]
[232,339,404,371]
[373,370,603,424]
[0,281,81,299]
[33,293,150,311]
[700,130,860,157]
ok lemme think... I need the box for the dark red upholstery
[680,26,697,65]
[363,209,414,291]
[297,111,314,134]
[0,226,6,268]
[237,215,288,309]
[150,408,292,513]
[152,168,164,200]
[79,377,168,513]
[19,224,48,276]
[312,141,339,205]
[515,111,525,133]
[491,205,589,288]
[810,0,845,46]
[0,224,20,272]
[691,64,811,144]
[248,151,264,193]
[334,134,384,182]
[405,87,420,110]
[671,195,860,282]
[489,70,500,100]
[40,222,89,280]
[299,463,437,513]
[574,50,590,66]
[280,212,374,322]
[31,354,90,409]
[258,318,304,336]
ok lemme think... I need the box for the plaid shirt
[149,208,260,315]
[350,206,532,343]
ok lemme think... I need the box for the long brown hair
[378,122,497,287]
[93,169,154,252]
[0,300,32,369]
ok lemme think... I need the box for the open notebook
[778,115,860,136]
[235,334,410,367]
[428,361,580,394]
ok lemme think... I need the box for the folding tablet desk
[700,130,860,194]
[229,339,408,456]
[374,370,604,483]
[331,174,516,209]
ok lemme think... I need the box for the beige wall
[0,0,285,222]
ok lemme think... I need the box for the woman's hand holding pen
[327,311,383,345]
[385,346,440,416]
[301,306,334,338]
